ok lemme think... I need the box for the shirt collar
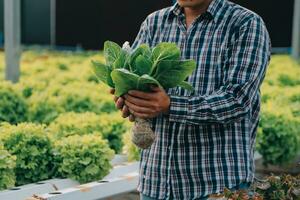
[168,0,226,23]
[206,0,226,23]
[168,2,182,18]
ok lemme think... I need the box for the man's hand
[109,88,135,122]
[124,86,170,119]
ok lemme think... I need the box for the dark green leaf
[112,50,128,69]
[129,44,151,71]
[178,81,194,92]
[153,59,196,89]
[111,69,161,97]
[111,69,140,97]
[132,44,151,59]
[104,41,122,66]
[91,61,114,88]
[133,55,152,76]
[138,74,162,90]
[150,42,180,75]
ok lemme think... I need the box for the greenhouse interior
[0,0,299,200]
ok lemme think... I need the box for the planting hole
[98,180,109,183]
[49,192,62,195]
[9,187,21,190]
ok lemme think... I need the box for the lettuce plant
[0,81,28,124]
[0,143,16,190]
[92,41,196,96]
[52,134,114,184]
[0,123,53,186]
[49,112,130,153]
[92,41,196,149]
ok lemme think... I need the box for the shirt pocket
[192,42,229,95]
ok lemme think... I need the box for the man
[111,0,271,199]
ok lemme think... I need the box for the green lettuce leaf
[129,44,152,73]
[104,41,122,66]
[132,55,152,76]
[150,42,181,75]
[178,81,194,92]
[153,59,196,89]
[111,69,161,97]
[91,61,114,88]
[138,74,162,90]
[112,50,129,69]
[130,44,151,60]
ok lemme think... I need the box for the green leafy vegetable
[0,143,16,190]
[152,60,195,89]
[111,69,161,97]
[178,81,194,92]
[0,123,53,186]
[0,82,28,124]
[49,112,129,154]
[92,41,196,97]
[53,134,114,184]
[104,41,122,66]
[132,55,152,76]
[151,42,180,63]
[129,44,152,74]
[113,50,128,69]
[91,61,114,88]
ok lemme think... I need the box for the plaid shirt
[132,0,271,199]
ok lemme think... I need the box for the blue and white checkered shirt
[132,0,271,199]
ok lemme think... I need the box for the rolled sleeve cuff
[168,95,189,123]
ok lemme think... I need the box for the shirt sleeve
[168,16,271,125]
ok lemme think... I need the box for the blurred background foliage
[0,50,299,190]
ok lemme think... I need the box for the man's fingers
[111,89,118,103]
[128,108,148,119]
[129,114,135,122]
[125,100,153,114]
[122,105,130,118]
[113,96,118,102]
[116,97,124,110]
[124,94,152,107]
[150,85,161,92]
[128,90,153,100]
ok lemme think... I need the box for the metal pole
[292,0,300,60]
[4,0,21,83]
[50,0,56,47]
